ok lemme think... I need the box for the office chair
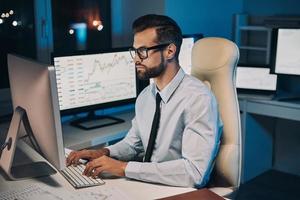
[191,37,242,198]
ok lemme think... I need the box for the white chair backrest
[191,37,242,189]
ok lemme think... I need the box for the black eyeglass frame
[129,43,171,60]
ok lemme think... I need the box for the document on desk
[0,183,132,200]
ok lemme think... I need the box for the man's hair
[132,14,183,61]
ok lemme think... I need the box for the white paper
[0,183,132,200]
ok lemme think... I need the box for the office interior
[1,0,300,199]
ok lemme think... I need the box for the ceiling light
[69,29,74,35]
[12,20,18,26]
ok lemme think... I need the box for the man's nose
[133,54,142,63]
[135,59,142,66]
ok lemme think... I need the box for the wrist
[99,148,110,156]
[121,162,128,176]
[122,162,128,171]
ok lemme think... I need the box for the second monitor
[179,34,203,74]
[270,28,300,101]
[53,49,137,130]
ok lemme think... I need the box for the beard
[136,53,166,80]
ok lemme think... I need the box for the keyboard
[61,150,105,189]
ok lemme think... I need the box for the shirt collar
[151,68,185,103]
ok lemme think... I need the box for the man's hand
[83,155,127,178]
[66,148,110,166]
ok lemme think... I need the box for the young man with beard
[66,14,223,188]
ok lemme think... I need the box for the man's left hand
[82,155,127,178]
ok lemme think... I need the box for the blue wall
[243,0,300,15]
[111,0,165,47]
[111,0,300,46]
[165,0,243,40]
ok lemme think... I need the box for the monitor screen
[179,37,194,74]
[236,66,277,91]
[274,28,300,75]
[179,34,203,75]
[53,50,137,112]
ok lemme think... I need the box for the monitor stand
[70,111,125,130]
[0,106,56,180]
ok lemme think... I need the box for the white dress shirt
[107,68,223,187]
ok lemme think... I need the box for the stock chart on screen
[54,51,137,111]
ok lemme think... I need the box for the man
[66,14,222,188]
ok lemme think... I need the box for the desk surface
[0,132,224,200]
[0,139,194,199]
[0,108,227,199]
[0,173,196,200]
[238,94,300,121]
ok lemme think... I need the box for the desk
[159,188,224,200]
[238,94,300,182]
[0,139,223,200]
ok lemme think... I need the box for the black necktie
[144,93,162,162]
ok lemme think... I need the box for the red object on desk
[158,188,224,200]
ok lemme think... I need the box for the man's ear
[165,43,177,60]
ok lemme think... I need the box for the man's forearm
[125,159,201,187]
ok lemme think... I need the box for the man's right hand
[66,148,110,166]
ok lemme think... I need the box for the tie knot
[156,93,162,105]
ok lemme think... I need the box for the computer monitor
[270,28,300,100]
[273,28,300,75]
[53,48,138,129]
[7,54,65,171]
[179,34,203,74]
[236,66,277,94]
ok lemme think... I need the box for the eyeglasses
[129,43,170,60]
